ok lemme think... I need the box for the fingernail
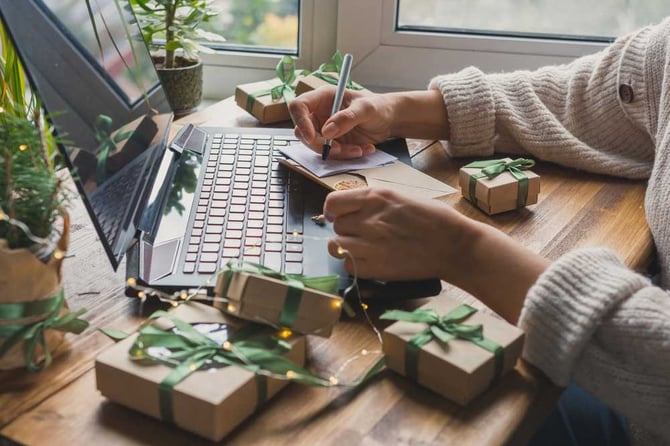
[322,122,338,138]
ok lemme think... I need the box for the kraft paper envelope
[278,158,457,199]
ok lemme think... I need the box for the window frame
[337,0,611,92]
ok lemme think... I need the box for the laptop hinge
[170,123,207,155]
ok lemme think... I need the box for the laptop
[0,0,441,300]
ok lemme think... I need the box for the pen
[322,53,353,161]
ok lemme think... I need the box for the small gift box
[381,297,524,406]
[458,157,540,215]
[295,51,367,96]
[95,302,306,442]
[235,55,306,124]
[213,261,343,338]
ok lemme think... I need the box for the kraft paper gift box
[295,72,370,96]
[458,157,540,215]
[381,297,524,406]
[95,302,305,442]
[214,268,343,338]
[235,77,294,124]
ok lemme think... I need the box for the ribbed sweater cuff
[429,67,495,157]
[518,248,651,386]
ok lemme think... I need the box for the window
[201,0,338,99]
[337,0,670,92]
[201,0,300,54]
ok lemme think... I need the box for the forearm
[388,90,450,141]
[442,219,549,324]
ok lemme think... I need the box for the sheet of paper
[280,142,397,178]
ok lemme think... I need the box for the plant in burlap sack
[0,23,88,371]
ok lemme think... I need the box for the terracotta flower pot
[154,56,203,116]
[0,213,70,370]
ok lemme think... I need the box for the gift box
[381,297,524,406]
[295,72,369,96]
[458,157,540,215]
[95,302,305,441]
[235,55,305,124]
[214,267,343,338]
[235,77,294,124]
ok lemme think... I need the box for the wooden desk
[0,98,653,445]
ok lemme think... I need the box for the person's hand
[323,187,550,324]
[323,187,474,281]
[288,87,396,159]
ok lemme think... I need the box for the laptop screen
[0,0,173,269]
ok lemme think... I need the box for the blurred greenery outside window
[199,0,300,54]
[397,0,670,42]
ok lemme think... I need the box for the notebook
[0,0,441,300]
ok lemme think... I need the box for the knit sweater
[429,18,670,442]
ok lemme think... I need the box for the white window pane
[398,0,670,40]
[201,0,299,52]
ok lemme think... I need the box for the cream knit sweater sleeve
[429,19,670,441]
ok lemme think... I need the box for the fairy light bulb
[53,249,64,260]
[292,231,299,237]
[189,363,197,371]
[286,370,297,379]
[0,210,5,220]
[18,144,28,151]
[0,106,4,113]
[137,291,145,299]
[337,246,346,256]
[222,341,232,351]
[169,301,179,307]
[180,292,188,300]
[278,328,292,339]
[329,376,339,385]
[361,349,369,356]
[332,299,342,309]
[227,304,237,313]
[127,278,137,287]
[361,303,368,310]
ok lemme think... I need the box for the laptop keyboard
[182,133,305,276]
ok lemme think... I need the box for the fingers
[322,98,374,140]
[323,188,372,221]
[328,237,376,278]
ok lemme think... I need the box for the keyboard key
[266,234,283,243]
[198,263,217,274]
[249,203,266,212]
[250,196,266,203]
[224,239,242,248]
[286,243,302,253]
[224,230,242,239]
[204,234,221,243]
[187,245,199,253]
[207,216,224,225]
[194,213,206,221]
[284,262,303,274]
[232,190,247,197]
[267,225,283,233]
[183,262,196,273]
[263,252,282,271]
[268,216,283,225]
[189,236,201,245]
[245,238,262,247]
[193,220,204,229]
[269,200,283,208]
[285,253,303,263]
[250,188,266,196]
[231,197,247,205]
[210,208,226,217]
[200,252,218,263]
[248,212,264,220]
[202,243,220,252]
[229,214,245,222]
[185,253,197,262]
[205,225,223,234]
[210,200,227,208]
[191,229,203,236]
[252,181,267,189]
[254,156,270,167]
[268,208,284,217]
[247,220,264,229]
[227,221,244,230]
[246,228,263,238]
[230,205,246,213]
[265,243,282,252]
[221,248,240,258]
[244,254,261,263]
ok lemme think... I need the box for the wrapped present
[381,297,524,406]
[458,158,540,215]
[214,261,343,338]
[95,302,308,442]
[235,55,306,124]
[295,50,367,96]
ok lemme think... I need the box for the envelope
[277,157,457,199]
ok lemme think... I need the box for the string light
[222,341,232,351]
[285,370,297,379]
[18,144,28,151]
[227,304,237,313]
[0,106,4,113]
[337,246,346,256]
[361,303,368,310]
[53,249,64,260]
[127,278,137,287]
[179,292,188,300]
[361,349,369,356]
[331,298,343,309]
[277,328,293,339]
[329,376,339,385]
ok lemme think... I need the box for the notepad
[280,142,397,177]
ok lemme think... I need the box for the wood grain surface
[0,98,652,445]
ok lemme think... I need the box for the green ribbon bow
[217,259,340,329]
[94,114,133,184]
[127,309,383,423]
[465,158,535,209]
[0,289,89,372]
[312,50,364,91]
[245,56,308,116]
[380,305,503,383]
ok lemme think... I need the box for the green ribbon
[465,158,535,209]
[380,305,504,383]
[217,259,340,330]
[245,55,307,115]
[129,308,377,423]
[0,289,89,372]
[312,50,363,90]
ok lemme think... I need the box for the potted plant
[130,0,226,115]
[0,24,87,371]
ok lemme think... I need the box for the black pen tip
[322,144,331,161]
